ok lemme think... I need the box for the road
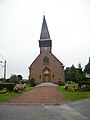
[0,99,90,120]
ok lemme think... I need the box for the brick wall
[29,51,64,84]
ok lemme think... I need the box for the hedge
[0,83,15,91]
[78,81,90,91]
[78,81,90,86]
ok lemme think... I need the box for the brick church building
[29,15,64,84]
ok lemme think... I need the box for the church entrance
[43,67,51,82]
[44,74,49,82]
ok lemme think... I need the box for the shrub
[30,78,36,87]
[64,83,79,92]
[64,84,69,90]
[68,85,75,92]
[78,81,90,91]
[0,88,7,94]
[13,83,26,92]
[57,80,65,86]
[80,85,87,92]
[0,83,15,91]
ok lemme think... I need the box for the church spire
[40,15,50,40]
[39,15,52,53]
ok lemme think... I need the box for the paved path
[9,86,66,104]
[0,99,90,120]
[36,82,58,87]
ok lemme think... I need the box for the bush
[64,83,79,92]
[19,80,29,84]
[78,81,90,91]
[80,85,87,92]
[0,83,15,91]
[0,88,7,94]
[0,78,5,82]
[57,80,65,86]
[30,78,36,87]
[13,83,26,92]
[64,84,69,90]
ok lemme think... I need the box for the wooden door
[44,74,49,82]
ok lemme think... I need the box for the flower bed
[13,83,26,92]
[64,82,80,92]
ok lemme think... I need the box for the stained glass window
[43,56,49,64]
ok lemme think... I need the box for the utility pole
[4,60,6,80]
[0,61,3,78]
[0,53,7,80]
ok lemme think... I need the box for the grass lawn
[0,84,34,102]
[58,86,90,101]
[0,93,21,102]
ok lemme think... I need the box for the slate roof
[40,15,50,40]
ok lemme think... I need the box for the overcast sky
[0,0,90,79]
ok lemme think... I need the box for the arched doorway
[43,67,51,82]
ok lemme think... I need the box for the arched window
[43,56,49,65]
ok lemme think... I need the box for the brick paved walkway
[9,87,66,104]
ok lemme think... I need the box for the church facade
[29,16,65,84]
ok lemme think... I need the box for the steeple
[40,15,50,40]
[39,15,52,53]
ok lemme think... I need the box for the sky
[0,0,90,79]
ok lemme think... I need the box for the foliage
[17,75,23,81]
[0,93,21,102]
[0,85,33,102]
[0,78,5,82]
[19,79,29,84]
[0,88,7,94]
[65,64,85,82]
[24,84,33,92]
[9,74,24,83]
[13,83,26,92]
[57,80,65,86]
[65,65,77,82]
[58,86,90,101]
[29,78,36,87]
[64,82,79,92]
[80,85,87,92]
[10,74,18,83]
[78,81,90,91]
[76,70,85,82]
[0,83,15,91]
[84,60,90,74]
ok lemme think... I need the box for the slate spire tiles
[40,15,50,40]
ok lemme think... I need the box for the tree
[10,74,18,83]
[65,65,77,82]
[84,59,90,74]
[65,64,85,83]
[17,75,23,81]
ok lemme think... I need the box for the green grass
[58,86,90,101]
[0,84,34,102]
[0,93,21,102]
[24,84,34,92]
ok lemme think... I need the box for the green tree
[65,64,85,82]
[65,65,77,82]
[17,75,23,81]
[10,74,18,83]
[84,59,90,74]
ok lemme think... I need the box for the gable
[30,52,64,69]
[51,53,64,67]
[30,54,41,68]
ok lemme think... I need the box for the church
[29,15,65,84]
